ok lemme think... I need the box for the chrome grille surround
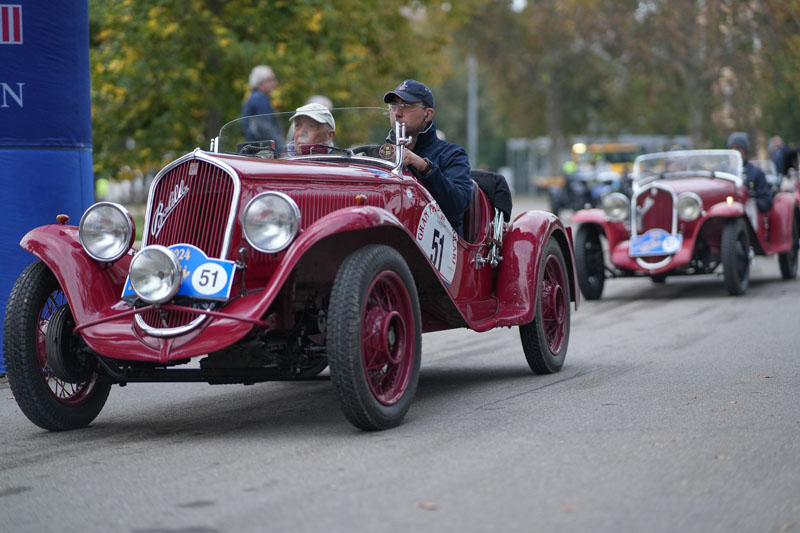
[630,182,679,270]
[135,149,241,337]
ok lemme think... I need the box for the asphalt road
[1,197,799,533]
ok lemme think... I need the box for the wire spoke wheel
[779,217,799,280]
[328,245,421,431]
[722,218,750,296]
[361,273,414,405]
[519,238,571,374]
[575,225,605,300]
[4,261,110,431]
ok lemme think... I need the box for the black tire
[650,273,667,284]
[519,238,570,374]
[779,217,799,280]
[3,261,111,431]
[575,225,605,300]
[721,218,750,296]
[328,245,421,430]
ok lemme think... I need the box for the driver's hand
[403,149,428,174]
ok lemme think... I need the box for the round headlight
[602,193,630,222]
[129,245,182,304]
[677,193,703,221]
[243,192,300,253]
[79,202,135,262]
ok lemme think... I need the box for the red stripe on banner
[1,6,9,43]
[12,5,20,43]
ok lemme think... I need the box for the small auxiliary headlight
[79,202,135,262]
[128,245,182,304]
[602,193,630,222]
[677,193,703,221]
[243,192,300,253]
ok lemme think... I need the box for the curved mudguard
[491,210,577,330]
[20,207,427,362]
[20,225,133,326]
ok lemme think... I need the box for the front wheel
[779,217,799,280]
[3,261,111,431]
[721,218,750,296]
[519,238,570,374]
[328,245,421,430]
[575,225,605,300]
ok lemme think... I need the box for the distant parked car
[571,149,799,299]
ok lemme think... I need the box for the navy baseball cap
[727,132,750,155]
[383,80,435,108]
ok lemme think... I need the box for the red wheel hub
[36,290,98,406]
[361,271,414,406]
[540,255,567,354]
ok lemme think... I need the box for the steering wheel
[349,144,382,158]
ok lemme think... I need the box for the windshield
[632,149,743,185]
[216,107,394,163]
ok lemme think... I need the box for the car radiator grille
[139,158,237,333]
[633,185,674,265]
[635,187,673,234]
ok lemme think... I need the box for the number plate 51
[122,243,236,301]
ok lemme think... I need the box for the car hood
[205,151,397,183]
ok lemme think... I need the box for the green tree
[89,0,475,179]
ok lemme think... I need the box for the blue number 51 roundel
[122,244,237,301]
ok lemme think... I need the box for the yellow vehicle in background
[547,142,636,216]
[586,142,637,176]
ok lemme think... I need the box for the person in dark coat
[383,80,473,237]
[727,132,773,213]
[241,65,285,151]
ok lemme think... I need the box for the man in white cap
[288,102,336,155]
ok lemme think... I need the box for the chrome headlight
[128,245,182,304]
[243,192,300,253]
[602,193,630,222]
[677,193,703,221]
[79,202,135,262]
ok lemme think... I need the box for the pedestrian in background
[241,65,285,151]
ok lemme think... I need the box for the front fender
[705,201,745,218]
[570,207,607,225]
[19,225,132,326]
[244,205,418,320]
[495,211,577,327]
[570,208,630,248]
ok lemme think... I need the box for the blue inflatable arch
[0,1,93,373]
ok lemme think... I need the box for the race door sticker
[416,203,458,284]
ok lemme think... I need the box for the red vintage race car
[4,108,577,431]
[572,149,799,299]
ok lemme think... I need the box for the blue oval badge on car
[629,229,683,257]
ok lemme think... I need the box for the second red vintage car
[571,149,799,299]
[4,108,578,432]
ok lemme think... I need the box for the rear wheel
[4,261,111,431]
[575,225,605,300]
[721,218,750,296]
[328,245,421,430]
[519,238,570,374]
[779,217,799,280]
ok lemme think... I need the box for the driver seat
[462,181,487,243]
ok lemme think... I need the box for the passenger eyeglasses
[388,102,425,111]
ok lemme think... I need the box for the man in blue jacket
[727,132,773,213]
[241,65,285,152]
[384,80,473,237]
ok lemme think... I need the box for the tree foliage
[89,0,476,178]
